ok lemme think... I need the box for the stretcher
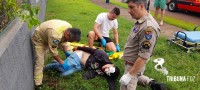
[168,25,200,53]
[68,42,123,60]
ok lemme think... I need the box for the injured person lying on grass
[44,46,120,90]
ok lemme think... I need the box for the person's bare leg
[106,42,116,52]
[159,9,165,26]
[154,7,160,19]
[88,31,97,48]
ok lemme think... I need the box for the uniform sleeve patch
[53,39,59,44]
[52,45,57,48]
[142,41,151,49]
[145,29,152,40]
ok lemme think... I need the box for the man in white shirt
[87,7,121,52]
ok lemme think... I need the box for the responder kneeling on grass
[87,7,121,52]
[32,19,81,90]
[44,46,120,90]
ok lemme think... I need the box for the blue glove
[65,51,71,58]
[61,61,70,70]
[101,38,106,47]
[116,44,120,52]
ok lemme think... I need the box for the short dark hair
[108,66,120,79]
[126,0,147,4]
[67,28,81,42]
[127,0,147,9]
[111,7,120,16]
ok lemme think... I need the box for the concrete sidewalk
[91,0,184,38]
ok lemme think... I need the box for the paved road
[149,0,200,25]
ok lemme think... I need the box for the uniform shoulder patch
[53,39,59,44]
[142,41,151,49]
[145,27,153,40]
[52,45,57,48]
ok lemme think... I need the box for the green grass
[109,0,200,31]
[43,0,200,90]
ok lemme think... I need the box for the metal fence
[0,0,23,34]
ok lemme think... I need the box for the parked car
[167,0,200,13]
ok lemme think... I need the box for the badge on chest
[133,26,140,33]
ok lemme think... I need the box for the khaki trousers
[32,33,48,86]
[120,62,153,90]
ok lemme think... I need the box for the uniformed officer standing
[119,0,166,90]
[31,19,81,89]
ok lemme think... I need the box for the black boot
[149,80,166,90]
[35,84,43,90]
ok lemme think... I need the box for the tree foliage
[0,0,40,29]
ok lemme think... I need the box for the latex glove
[65,51,71,58]
[101,38,106,47]
[119,72,133,85]
[116,44,120,52]
[61,61,70,70]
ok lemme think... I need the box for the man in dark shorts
[87,7,121,52]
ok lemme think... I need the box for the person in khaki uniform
[119,0,166,90]
[31,19,81,89]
